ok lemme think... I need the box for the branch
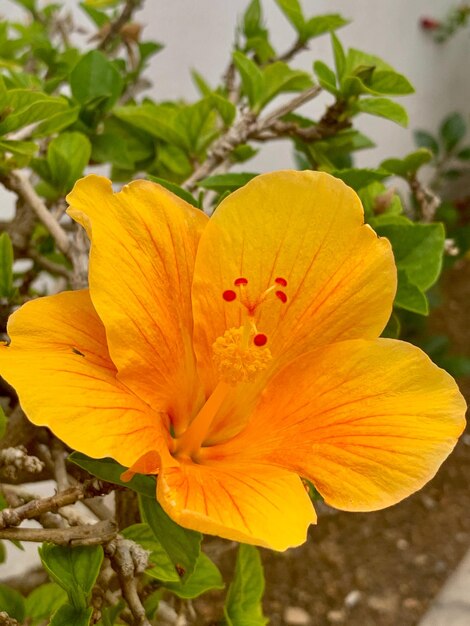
[98,0,142,51]
[0,520,117,546]
[409,175,441,222]
[107,538,151,626]
[0,446,44,481]
[1,171,70,255]
[183,85,322,192]
[0,481,114,529]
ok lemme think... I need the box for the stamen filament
[174,381,230,458]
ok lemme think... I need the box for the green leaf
[0,584,25,621]
[121,523,180,583]
[381,148,433,177]
[274,0,306,38]
[50,604,93,626]
[232,51,264,108]
[176,98,218,154]
[456,146,470,160]
[139,495,202,582]
[224,544,268,626]
[381,311,401,338]
[260,62,312,108]
[68,452,156,498]
[370,70,414,95]
[0,91,70,135]
[0,541,5,564]
[0,232,15,298]
[190,69,212,97]
[210,93,236,126]
[25,583,68,626]
[33,105,80,138]
[394,270,429,315]
[0,405,7,439]
[199,172,258,192]
[164,552,224,599]
[47,132,91,193]
[305,14,348,39]
[147,176,199,208]
[374,222,445,291]
[70,50,123,109]
[114,103,186,147]
[313,61,337,94]
[243,0,262,38]
[355,97,408,127]
[440,112,466,152]
[0,139,37,156]
[414,130,439,156]
[39,544,103,610]
[331,32,346,78]
[331,168,388,191]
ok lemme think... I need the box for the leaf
[47,132,91,193]
[70,50,123,109]
[210,93,236,126]
[121,523,181,583]
[305,14,348,39]
[199,172,258,192]
[50,604,93,626]
[331,168,388,191]
[68,452,156,498]
[0,584,25,621]
[456,146,470,160]
[394,270,429,315]
[440,112,466,152]
[139,495,202,582]
[0,139,37,156]
[0,232,15,298]
[25,583,68,626]
[0,90,70,135]
[313,61,337,94]
[243,0,262,38]
[274,0,306,38]
[356,97,408,127]
[331,32,346,79]
[33,105,80,138]
[414,130,439,156]
[0,405,7,439]
[191,69,212,97]
[176,98,218,154]
[381,311,401,339]
[164,552,224,599]
[381,148,433,177]
[260,62,312,108]
[369,70,414,95]
[224,544,268,626]
[147,176,199,208]
[232,51,264,108]
[39,544,103,610]
[114,102,185,147]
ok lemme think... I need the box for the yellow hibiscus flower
[0,170,465,551]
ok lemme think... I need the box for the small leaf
[210,93,236,126]
[0,232,14,299]
[394,270,429,315]
[456,146,470,160]
[47,132,91,193]
[121,523,180,583]
[199,172,258,192]
[139,495,202,582]
[414,130,439,156]
[224,544,268,626]
[331,32,346,79]
[243,0,262,38]
[39,544,103,610]
[164,552,224,599]
[68,452,156,497]
[0,584,26,621]
[274,0,306,38]
[0,139,37,156]
[232,51,264,108]
[25,583,68,626]
[313,61,337,94]
[305,14,348,39]
[50,604,93,626]
[147,176,199,208]
[381,148,433,177]
[260,62,312,108]
[381,312,401,339]
[440,112,466,152]
[356,97,408,127]
[70,50,123,109]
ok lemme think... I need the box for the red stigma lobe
[253,333,268,346]
[275,277,288,287]
[223,290,237,302]
[234,277,248,285]
[275,290,287,303]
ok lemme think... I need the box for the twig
[1,171,70,255]
[0,481,114,529]
[98,0,142,51]
[0,520,117,546]
[28,248,71,279]
[183,84,322,192]
[276,38,307,63]
[107,538,150,626]
[409,175,441,222]
[0,612,20,626]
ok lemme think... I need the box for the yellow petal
[157,459,316,551]
[191,170,396,395]
[67,176,208,434]
[203,339,466,511]
[0,290,172,468]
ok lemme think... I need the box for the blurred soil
[196,259,470,626]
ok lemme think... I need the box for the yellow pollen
[212,327,272,384]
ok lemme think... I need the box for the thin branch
[28,248,72,279]
[0,520,117,546]
[183,84,322,192]
[276,38,307,63]
[1,171,70,255]
[98,0,142,51]
[409,175,441,222]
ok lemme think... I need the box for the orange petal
[157,459,316,550]
[0,290,172,468]
[191,170,396,394]
[67,176,208,434]
[203,339,466,512]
